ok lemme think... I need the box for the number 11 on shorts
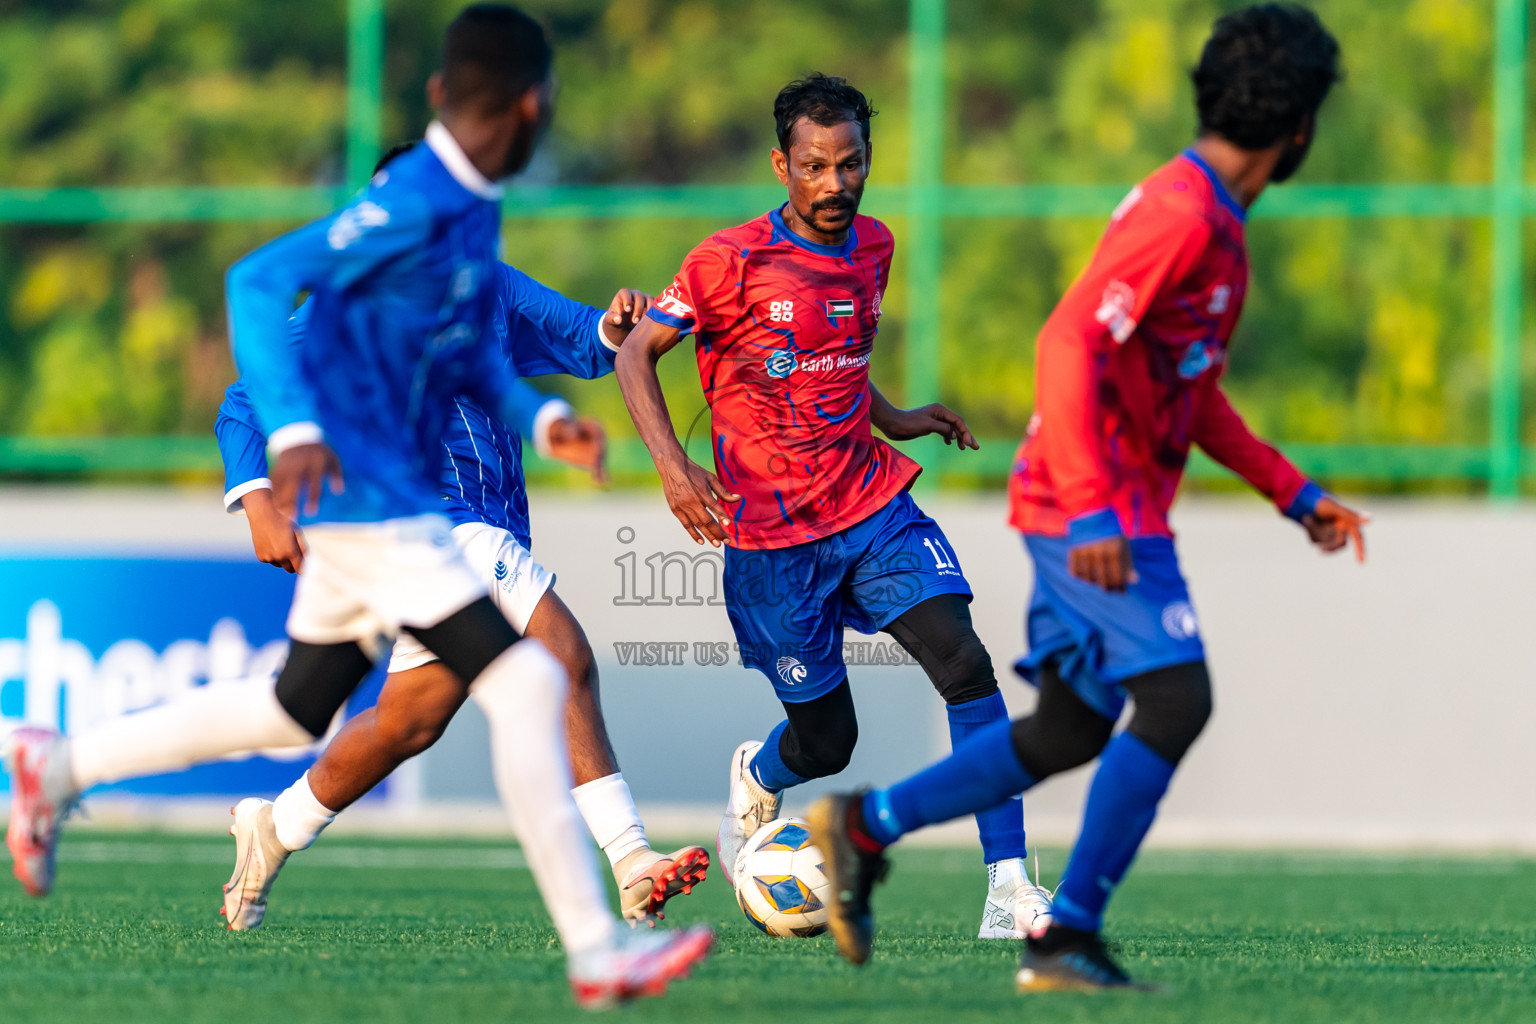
[923,537,956,570]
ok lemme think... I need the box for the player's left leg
[880,593,1048,937]
[842,491,1039,937]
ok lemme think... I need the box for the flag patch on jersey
[826,299,856,319]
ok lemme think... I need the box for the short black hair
[373,141,418,177]
[1193,3,1341,150]
[774,73,876,154]
[440,3,552,115]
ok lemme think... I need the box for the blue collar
[1180,148,1247,223]
[769,206,858,258]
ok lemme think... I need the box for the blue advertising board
[0,557,384,797]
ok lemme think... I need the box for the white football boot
[221,797,292,930]
[2,726,78,897]
[716,740,780,886]
[615,845,710,926]
[567,923,714,1009]
[978,856,1053,939]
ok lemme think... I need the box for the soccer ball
[732,817,830,937]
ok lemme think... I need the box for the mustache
[811,196,857,215]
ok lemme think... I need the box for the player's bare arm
[271,441,344,520]
[614,316,739,547]
[1068,537,1136,594]
[240,486,305,574]
[541,287,653,487]
[868,384,978,449]
[1302,496,1368,562]
[600,288,653,345]
[545,415,610,486]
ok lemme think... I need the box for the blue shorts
[724,491,973,703]
[1014,534,1205,720]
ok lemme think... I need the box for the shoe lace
[1030,846,1054,898]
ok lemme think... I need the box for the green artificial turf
[0,834,1531,1023]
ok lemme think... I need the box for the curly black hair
[773,73,877,154]
[1193,3,1341,149]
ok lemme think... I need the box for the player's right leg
[717,539,852,883]
[531,589,708,925]
[409,596,712,1003]
[452,523,706,924]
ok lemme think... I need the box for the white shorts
[286,514,487,658]
[386,520,555,674]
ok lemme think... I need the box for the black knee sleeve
[274,640,376,738]
[1122,660,1212,765]
[402,596,521,686]
[883,594,1000,706]
[778,681,858,779]
[1009,666,1115,781]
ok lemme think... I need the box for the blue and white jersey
[227,122,521,526]
[217,262,619,548]
[438,262,619,542]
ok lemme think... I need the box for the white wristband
[533,399,576,459]
[268,421,323,454]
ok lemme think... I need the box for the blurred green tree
[0,0,1526,482]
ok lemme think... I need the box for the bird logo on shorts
[1161,601,1200,640]
[776,656,808,687]
[494,560,520,593]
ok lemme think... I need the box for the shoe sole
[570,928,715,1009]
[221,801,267,930]
[804,797,872,967]
[1016,969,1165,994]
[641,846,710,921]
[3,730,57,898]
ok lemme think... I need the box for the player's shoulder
[1132,153,1241,233]
[701,213,775,254]
[680,214,772,274]
[853,214,895,254]
[1107,157,1221,245]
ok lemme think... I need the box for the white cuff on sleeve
[533,399,576,459]
[224,478,272,516]
[596,314,622,353]
[268,421,323,454]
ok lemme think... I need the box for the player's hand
[600,289,654,346]
[659,457,740,547]
[241,487,305,573]
[546,415,609,486]
[1069,536,1137,593]
[1302,496,1369,563]
[272,442,344,519]
[880,403,979,449]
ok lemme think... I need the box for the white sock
[473,639,615,955]
[572,773,649,870]
[69,681,313,792]
[988,857,1026,888]
[271,771,337,852]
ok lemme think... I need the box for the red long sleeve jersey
[647,208,919,549]
[1008,150,1308,540]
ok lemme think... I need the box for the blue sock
[946,694,1027,863]
[1051,733,1176,933]
[748,720,809,793]
[861,717,1036,847]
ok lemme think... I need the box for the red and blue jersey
[647,207,919,550]
[1009,149,1316,544]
